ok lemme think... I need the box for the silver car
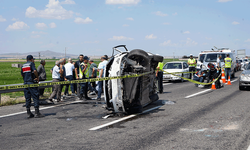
[239,64,250,90]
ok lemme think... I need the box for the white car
[104,45,163,114]
[163,61,191,82]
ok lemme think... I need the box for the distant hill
[0,50,78,59]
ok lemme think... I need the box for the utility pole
[173,52,175,61]
[65,47,66,59]
[39,52,40,60]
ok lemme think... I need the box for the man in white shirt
[49,61,63,103]
[217,55,222,68]
[96,55,108,101]
[64,58,75,96]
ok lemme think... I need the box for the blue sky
[0,0,249,57]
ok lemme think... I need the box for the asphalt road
[1,71,250,150]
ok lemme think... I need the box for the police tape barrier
[0,71,153,91]
[163,70,222,85]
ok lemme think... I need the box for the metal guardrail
[0,80,53,103]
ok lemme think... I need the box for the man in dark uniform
[74,54,84,97]
[21,55,44,118]
[79,56,92,100]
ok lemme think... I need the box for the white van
[201,48,236,78]
[196,51,210,70]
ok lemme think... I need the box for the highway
[1,71,250,150]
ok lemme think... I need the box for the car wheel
[181,74,184,82]
[239,86,244,90]
[153,54,163,62]
[127,49,149,67]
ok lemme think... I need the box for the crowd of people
[21,54,108,118]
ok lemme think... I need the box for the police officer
[188,54,196,78]
[224,53,232,81]
[156,61,164,94]
[21,55,44,118]
[79,56,92,100]
[75,54,84,97]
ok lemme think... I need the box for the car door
[183,63,189,78]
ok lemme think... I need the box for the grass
[0,58,179,105]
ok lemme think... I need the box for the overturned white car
[104,45,163,114]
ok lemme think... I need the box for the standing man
[156,61,164,94]
[21,55,44,118]
[49,61,63,103]
[64,58,75,96]
[75,54,84,97]
[37,60,46,97]
[217,55,222,68]
[79,56,91,100]
[59,58,67,100]
[88,59,98,95]
[188,54,196,78]
[224,54,232,81]
[95,56,108,101]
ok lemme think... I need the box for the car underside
[103,45,163,114]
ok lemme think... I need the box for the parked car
[241,58,249,70]
[163,61,191,82]
[239,63,250,90]
[104,45,163,114]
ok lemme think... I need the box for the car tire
[153,54,163,62]
[181,74,184,82]
[127,49,149,67]
[239,86,244,90]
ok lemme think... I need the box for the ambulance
[199,48,236,78]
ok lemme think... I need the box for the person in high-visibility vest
[188,54,196,78]
[78,56,92,100]
[156,61,164,94]
[224,54,232,81]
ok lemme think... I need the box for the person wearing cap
[224,53,232,81]
[78,56,92,100]
[95,55,108,101]
[21,55,44,118]
[64,58,75,96]
[37,60,46,97]
[188,54,197,78]
[49,60,63,103]
[88,59,98,95]
[74,54,84,97]
[156,61,164,94]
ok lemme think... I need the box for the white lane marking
[89,106,162,131]
[247,145,250,150]
[185,89,211,99]
[163,83,173,86]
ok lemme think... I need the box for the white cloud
[109,36,134,41]
[31,31,48,34]
[84,41,99,44]
[153,11,168,17]
[49,22,57,28]
[106,0,141,5]
[232,21,240,25]
[205,37,212,40]
[61,0,75,4]
[0,15,6,22]
[145,34,157,40]
[160,40,177,46]
[245,39,250,42]
[172,12,178,16]
[218,0,232,2]
[183,31,190,34]
[74,17,93,24]
[163,22,170,25]
[126,17,134,21]
[185,38,198,46]
[25,0,74,20]
[11,18,18,21]
[31,35,41,38]
[123,24,129,27]
[75,12,81,16]
[6,21,30,31]
[35,23,47,30]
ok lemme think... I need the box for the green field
[0,58,179,85]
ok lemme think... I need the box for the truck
[237,49,246,59]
